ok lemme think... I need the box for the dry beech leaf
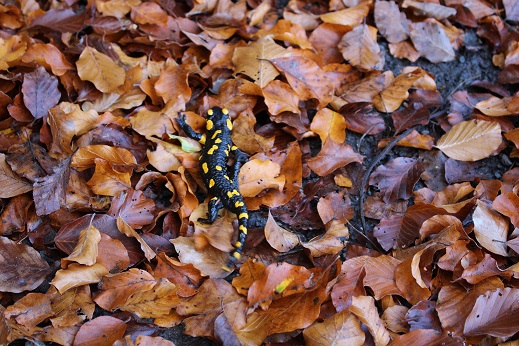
[238,159,285,197]
[116,217,156,261]
[73,316,127,346]
[76,46,125,93]
[464,287,519,337]
[171,237,229,279]
[0,236,50,293]
[232,36,290,88]
[388,41,421,62]
[350,295,391,346]
[264,211,299,253]
[0,153,32,198]
[402,0,457,20]
[270,56,334,109]
[0,35,27,70]
[473,200,509,256]
[409,21,456,63]
[436,120,502,161]
[310,108,347,143]
[369,157,424,203]
[492,192,519,228]
[374,1,409,43]
[61,225,101,267]
[22,66,60,119]
[475,96,516,116]
[303,309,364,346]
[51,263,108,294]
[21,43,74,76]
[257,19,313,49]
[301,220,350,257]
[262,80,300,115]
[71,144,137,171]
[319,2,370,28]
[86,158,132,196]
[373,68,426,113]
[339,24,385,71]
[307,138,363,176]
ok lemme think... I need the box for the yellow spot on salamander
[207,109,214,116]
[233,251,241,260]
[199,134,206,144]
[231,145,238,151]
[209,179,215,188]
[235,201,244,207]
[206,119,214,130]
[222,108,229,115]
[224,150,229,156]
[207,145,218,154]
[239,225,247,234]
[211,130,222,139]
[224,175,230,180]
[215,166,222,171]
[202,162,208,173]
[235,241,242,248]
[215,138,222,144]
[226,118,233,130]
[238,213,248,219]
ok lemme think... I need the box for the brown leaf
[262,80,300,115]
[21,43,74,76]
[0,35,27,70]
[492,192,519,228]
[370,157,424,203]
[269,56,334,108]
[402,0,457,20]
[231,109,275,154]
[117,217,156,261]
[4,293,53,328]
[436,278,504,335]
[264,211,299,253]
[349,295,391,346]
[238,159,285,197]
[22,66,60,119]
[303,309,364,346]
[86,158,132,196]
[0,236,50,293]
[319,2,370,28]
[76,47,124,93]
[33,157,70,216]
[171,237,229,278]
[232,36,289,88]
[73,316,126,346]
[409,21,456,63]
[436,120,502,161]
[0,153,32,198]
[392,103,430,134]
[257,19,313,49]
[473,200,509,256]
[108,189,155,229]
[0,195,32,236]
[373,68,426,113]
[307,138,363,176]
[339,24,384,71]
[504,0,519,21]
[154,252,203,297]
[464,287,519,337]
[29,8,86,33]
[131,2,168,26]
[461,253,512,284]
[389,329,464,346]
[301,220,350,257]
[155,64,192,104]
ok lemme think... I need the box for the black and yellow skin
[177,106,248,269]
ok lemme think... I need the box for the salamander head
[206,106,232,131]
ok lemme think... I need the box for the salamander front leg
[198,197,224,224]
[176,113,206,144]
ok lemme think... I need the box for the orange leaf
[238,159,285,197]
[86,158,131,196]
[61,225,101,267]
[262,80,300,115]
[22,43,74,76]
[270,56,334,108]
[473,200,509,256]
[76,47,125,93]
[319,2,370,27]
[71,145,137,171]
[307,138,363,176]
[373,68,426,113]
[116,217,156,261]
[171,237,230,278]
[51,263,108,294]
[257,19,313,49]
[349,296,391,346]
[0,35,27,70]
[73,316,126,346]
[310,108,347,143]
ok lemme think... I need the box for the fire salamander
[177,106,248,270]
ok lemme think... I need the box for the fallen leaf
[303,309,364,346]
[373,68,426,113]
[51,263,108,294]
[73,316,126,346]
[76,47,125,93]
[22,66,60,119]
[473,200,509,256]
[307,138,363,176]
[350,295,391,346]
[264,211,299,253]
[339,24,385,71]
[0,153,33,198]
[436,120,502,161]
[61,225,101,267]
[0,236,50,293]
[409,21,456,63]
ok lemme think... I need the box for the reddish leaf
[392,103,430,134]
[369,157,425,203]
[73,316,126,346]
[464,287,519,337]
[30,8,86,33]
[0,236,51,293]
[307,138,363,176]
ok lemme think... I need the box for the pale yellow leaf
[436,120,502,161]
[475,96,516,116]
[320,2,370,27]
[264,211,299,252]
[303,309,365,346]
[120,279,179,318]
